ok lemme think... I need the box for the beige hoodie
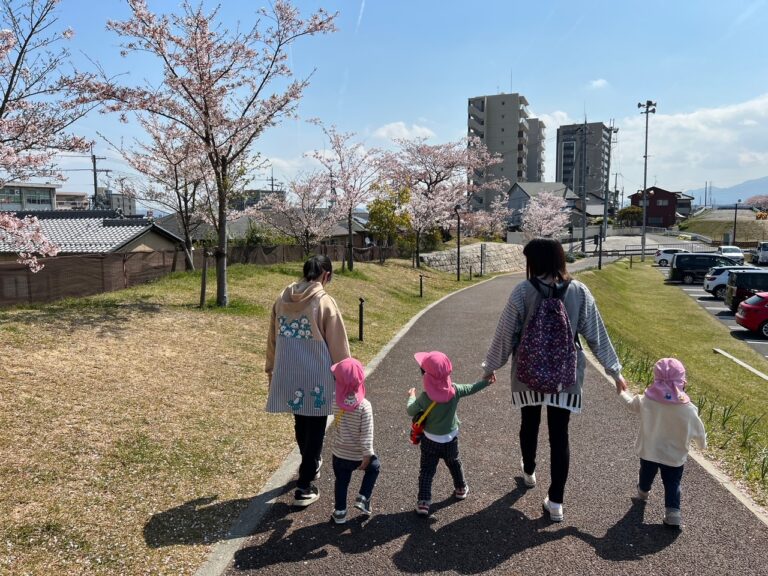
[265,280,350,416]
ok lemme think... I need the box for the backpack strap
[415,401,438,426]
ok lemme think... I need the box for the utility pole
[90,144,109,210]
[638,100,657,261]
[602,121,619,240]
[580,119,588,252]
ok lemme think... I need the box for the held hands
[359,455,371,470]
[483,371,496,384]
[408,387,416,398]
[614,374,628,394]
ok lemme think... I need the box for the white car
[655,248,690,267]
[703,265,756,299]
[717,245,745,264]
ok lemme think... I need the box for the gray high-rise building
[556,122,613,200]
[467,93,544,210]
[526,118,546,183]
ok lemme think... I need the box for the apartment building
[467,93,544,211]
[0,182,59,211]
[556,122,614,201]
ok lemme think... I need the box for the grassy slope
[577,258,768,503]
[0,259,479,575]
[683,212,768,244]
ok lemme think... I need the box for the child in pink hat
[329,357,379,524]
[407,351,494,516]
[619,358,707,529]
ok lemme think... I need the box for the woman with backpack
[482,238,627,522]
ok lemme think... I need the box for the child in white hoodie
[619,358,707,530]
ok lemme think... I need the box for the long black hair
[303,255,333,282]
[523,238,571,282]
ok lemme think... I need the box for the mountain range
[685,176,768,206]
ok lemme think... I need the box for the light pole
[638,99,656,261]
[454,204,461,281]
[733,199,742,244]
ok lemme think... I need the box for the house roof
[1,210,183,254]
[512,181,578,200]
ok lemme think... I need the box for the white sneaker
[636,485,650,501]
[663,507,682,530]
[521,458,536,488]
[331,509,347,524]
[542,496,564,522]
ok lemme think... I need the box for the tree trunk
[347,209,354,272]
[184,238,195,271]
[216,193,228,307]
[415,230,421,268]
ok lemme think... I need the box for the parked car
[668,253,737,284]
[703,265,757,299]
[654,248,689,267]
[724,269,768,312]
[735,291,768,337]
[753,242,768,264]
[717,245,745,264]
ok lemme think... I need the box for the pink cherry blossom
[521,192,570,240]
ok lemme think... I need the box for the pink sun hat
[414,351,456,403]
[331,357,366,411]
[645,358,690,404]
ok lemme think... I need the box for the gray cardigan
[484,279,622,410]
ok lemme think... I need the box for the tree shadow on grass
[143,484,294,548]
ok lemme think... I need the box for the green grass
[577,258,768,503]
[683,213,768,244]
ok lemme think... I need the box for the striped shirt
[332,399,374,461]
[484,278,622,413]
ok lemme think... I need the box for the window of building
[656,199,669,206]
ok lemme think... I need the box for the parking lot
[658,266,768,357]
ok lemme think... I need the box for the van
[668,253,736,284]
[724,270,768,312]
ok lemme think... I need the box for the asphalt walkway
[223,259,768,576]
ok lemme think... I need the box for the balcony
[468,101,485,119]
[468,116,485,138]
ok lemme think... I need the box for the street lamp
[638,99,656,261]
[454,204,461,281]
[733,199,742,244]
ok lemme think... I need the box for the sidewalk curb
[193,273,504,576]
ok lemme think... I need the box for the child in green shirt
[407,350,494,516]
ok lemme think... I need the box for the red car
[735,291,768,337]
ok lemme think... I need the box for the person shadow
[233,480,580,573]
[571,498,681,561]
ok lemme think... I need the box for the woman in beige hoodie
[265,255,350,507]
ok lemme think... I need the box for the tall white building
[467,93,544,211]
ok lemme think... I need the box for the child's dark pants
[418,436,465,502]
[639,458,684,509]
[332,455,380,510]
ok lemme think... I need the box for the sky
[52,0,768,204]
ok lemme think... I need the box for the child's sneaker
[331,509,347,524]
[354,495,372,515]
[415,500,431,516]
[542,496,564,522]
[521,458,537,488]
[454,485,469,500]
[293,485,319,507]
[663,507,682,530]
[636,485,650,501]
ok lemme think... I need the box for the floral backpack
[515,278,577,394]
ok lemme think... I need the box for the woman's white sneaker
[521,458,537,488]
[543,496,564,522]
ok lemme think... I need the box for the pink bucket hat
[331,357,366,411]
[645,358,689,404]
[414,351,456,403]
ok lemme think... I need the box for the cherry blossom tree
[309,124,379,271]
[520,191,570,240]
[103,115,207,270]
[0,0,96,270]
[251,171,341,256]
[463,196,513,240]
[745,195,768,210]
[379,137,506,266]
[87,0,337,305]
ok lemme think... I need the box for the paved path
[224,260,768,576]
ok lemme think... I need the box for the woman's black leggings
[519,404,571,504]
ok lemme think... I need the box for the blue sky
[57,0,768,201]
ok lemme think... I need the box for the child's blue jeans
[639,458,684,509]
[332,454,380,511]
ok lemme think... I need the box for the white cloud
[372,121,436,141]
[355,0,366,34]
[615,93,768,192]
[588,78,608,90]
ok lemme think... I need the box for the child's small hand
[408,387,416,398]
[483,371,496,384]
[359,456,371,470]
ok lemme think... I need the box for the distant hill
[685,176,768,206]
